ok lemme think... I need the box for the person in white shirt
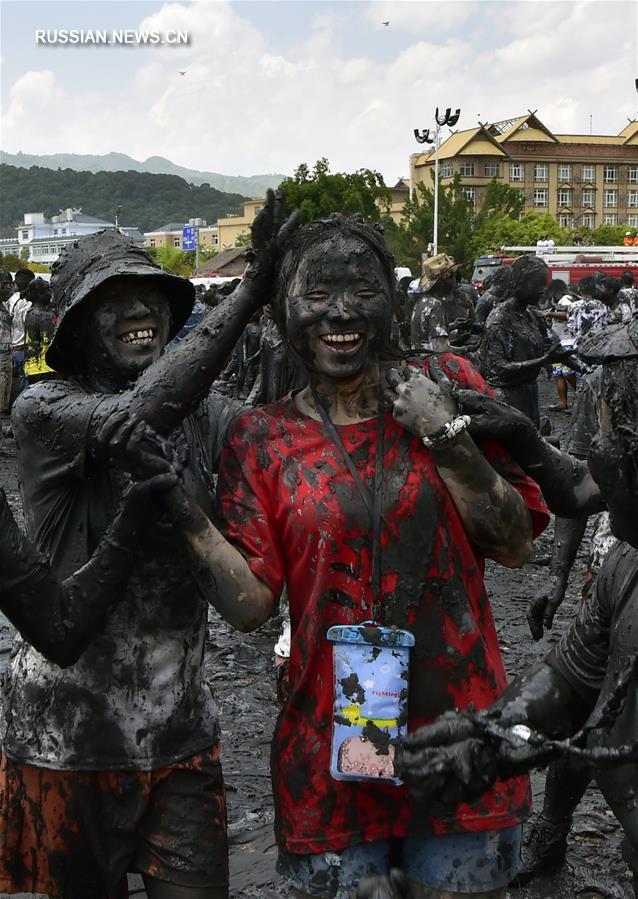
[3,268,34,400]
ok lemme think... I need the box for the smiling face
[85,277,172,381]
[284,233,392,382]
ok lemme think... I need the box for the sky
[1,0,637,183]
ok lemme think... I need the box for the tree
[153,246,193,276]
[279,159,391,223]
[234,232,252,248]
[382,175,474,274]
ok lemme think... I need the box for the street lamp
[114,206,122,232]
[414,106,461,256]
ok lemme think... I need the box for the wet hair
[272,213,397,339]
[0,269,12,288]
[509,256,548,298]
[491,265,513,289]
[621,270,635,287]
[25,278,52,307]
[601,276,621,296]
[15,268,35,289]
[576,274,605,300]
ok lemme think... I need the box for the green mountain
[0,150,286,197]
[0,164,249,235]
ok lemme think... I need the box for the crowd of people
[0,192,638,899]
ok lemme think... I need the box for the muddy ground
[0,377,633,898]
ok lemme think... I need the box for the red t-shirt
[217,354,549,854]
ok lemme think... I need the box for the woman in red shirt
[178,215,548,898]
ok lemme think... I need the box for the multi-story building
[0,209,142,264]
[144,219,219,251]
[216,200,264,250]
[410,112,638,229]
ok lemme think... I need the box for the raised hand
[243,188,301,294]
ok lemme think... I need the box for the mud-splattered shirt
[217,354,549,854]
[3,378,241,771]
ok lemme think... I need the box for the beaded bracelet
[421,415,471,449]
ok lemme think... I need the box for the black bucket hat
[47,229,195,374]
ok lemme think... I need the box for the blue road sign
[182,225,197,250]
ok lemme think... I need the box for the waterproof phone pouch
[327,621,414,785]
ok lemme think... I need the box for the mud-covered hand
[526,574,568,641]
[356,869,410,899]
[395,711,499,805]
[94,410,182,481]
[242,188,301,296]
[385,368,457,439]
[456,389,534,450]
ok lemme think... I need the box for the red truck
[472,246,638,290]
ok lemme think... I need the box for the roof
[195,245,246,275]
[147,222,187,234]
[71,213,113,225]
[417,113,638,166]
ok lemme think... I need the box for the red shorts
[0,743,227,898]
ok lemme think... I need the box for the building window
[604,165,618,183]
[629,190,638,208]
[581,189,595,207]
[629,166,638,184]
[53,229,58,236]
[173,237,180,247]
[558,215,574,228]
[149,239,156,247]
[441,161,454,177]
[461,186,475,203]
[603,213,618,225]
[558,164,572,182]
[533,188,548,207]
[21,231,28,240]
[459,162,474,177]
[484,162,499,177]
[558,189,572,207]
[533,163,548,182]
[582,165,595,182]
[628,214,638,227]
[509,162,524,181]
[581,214,595,228]
[604,189,618,207]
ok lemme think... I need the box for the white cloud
[1,0,635,186]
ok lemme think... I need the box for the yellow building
[216,200,264,250]
[411,112,638,229]
[384,179,411,223]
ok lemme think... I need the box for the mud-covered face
[285,235,392,380]
[86,278,171,380]
[589,389,638,547]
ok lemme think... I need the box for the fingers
[526,596,546,641]
[127,471,179,496]
[276,207,302,246]
[385,367,408,391]
[427,356,455,395]
[94,409,130,454]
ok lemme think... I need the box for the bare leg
[142,873,228,899]
[553,376,568,408]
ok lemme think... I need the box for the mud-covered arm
[455,389,605,517]
[91,191,299,441]
[526,514,589,640]
[0,480,171,667]
[163,483,275,633]
[387,369,533,567]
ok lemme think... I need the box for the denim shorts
[278,825,522,897]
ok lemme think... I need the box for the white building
[1,210,143,265]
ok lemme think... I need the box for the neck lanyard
[311,388,385,621]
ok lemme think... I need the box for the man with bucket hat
[410,254,473,353]
[0,191,299,899]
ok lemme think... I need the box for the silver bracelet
[422,415,471,449]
